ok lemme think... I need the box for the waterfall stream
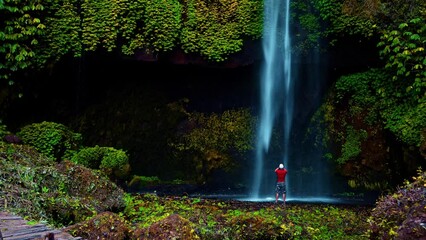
[251,0,293,199]
[247,0,351,204]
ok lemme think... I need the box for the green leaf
[410,34,421,40]
[399,23,408,29]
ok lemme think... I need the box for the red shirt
[275,168,288,183]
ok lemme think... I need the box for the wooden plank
[0,212,81,240]
[3,226,50,238]
[5,229,60,240]
[0,217,22,221]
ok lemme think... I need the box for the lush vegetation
[306,0,426,192]
[68,86,255,184]
[0,0,263,85]
[0,133,372,239]
[17,121,82,161]
[368,169,426,239]
[170,108,255,183]
[0,141,125,226]
[1,0,425,238]
[1,131,425,239]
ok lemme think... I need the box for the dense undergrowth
[0,132,425,239]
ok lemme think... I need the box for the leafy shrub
[17,121,82,161]
[70,145,104,169]
[318,68,424,191]
[377,18,426,98]
[0,143,126,227]
[71,145,130,179]
[99,147,129,176]
[367,169,426,239]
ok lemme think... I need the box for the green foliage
[171,108,255,182]
[298,13,321,49]
[34,0,81,65]
[17,121,82,161]
[291,1,324,54]
[313,0,376,44]
[337,126,367,165]
[285,205,369,239]
[0,143,125,227]
[373,0,426,29]
[334,71,378,106]
[70,145,130,179]
[224,209,284,239]
[177,108,254,153]
[318,69,387,147]
[4,0,262,75]
[99,147,129,173]
[314,69,418,190]
[382,99,426,146]
[119,0,181,55]
[377,18,426,99]
[0,0,45,80]
[1,0,263,86]
[330,68,425,147]
[122,193,371,239]
[80,0,121,52]
[180,0,262,61]
[122,193,198,229]
[291,0,380,52]
[70,93,188,180]
[36,0,122,63]
[70,145,104,168]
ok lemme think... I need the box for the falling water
[245,0,373,204]
[251,0,292,199]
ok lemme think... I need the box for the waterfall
[251,0,293,199]
[247,0,370,204]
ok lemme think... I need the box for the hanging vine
[2,0,263,74]
[180,0,262,61]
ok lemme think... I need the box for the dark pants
[275,182,286,194]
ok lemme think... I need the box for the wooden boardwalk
[0,212,81,240]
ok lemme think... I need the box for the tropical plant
[0,0,45,81]
[377,18,426,101]
[17,121,82,161]
[70,145,130,180]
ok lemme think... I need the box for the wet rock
[132,213,200,240]
[64,211,131,240]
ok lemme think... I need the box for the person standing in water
[275,163,288,204]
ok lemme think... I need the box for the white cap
[279,164,284,169]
